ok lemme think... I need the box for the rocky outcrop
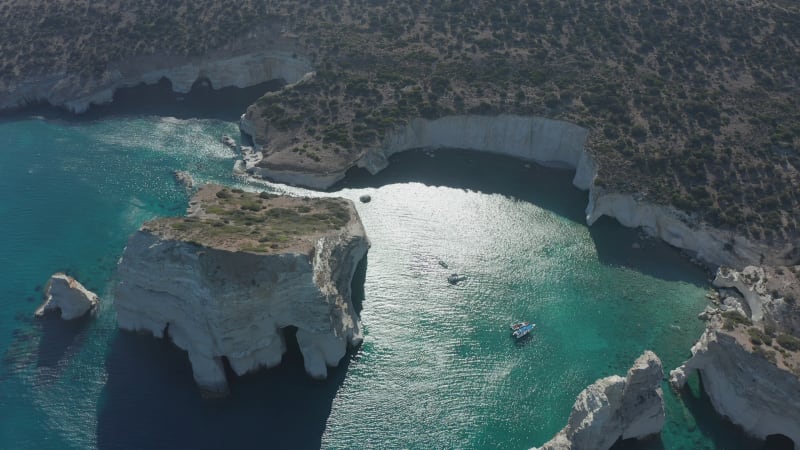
[534,351,665,450]
[173,170,194,190]
[1,24,311,113]
[114,185,369,395]
[240,110,795,268]
[669,320,800,447]
[586,190,795,269]
[35,273,99,320]
[712,265,800,333]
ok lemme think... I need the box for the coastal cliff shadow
[588,216,709,286]
[351,256,368,314]
[335,148,708,286]
[333,148,588,224]
[611,435,666,450]
[673,372,764,449]
[0,77,285,123]
[34,312,93,369]
[97,328,351,450]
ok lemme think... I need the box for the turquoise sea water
[0,99,763,449]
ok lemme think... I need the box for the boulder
[35,273,99,320]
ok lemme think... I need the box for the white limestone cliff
[114,195,369,396]
[1,26,312,113]
[35,273,99,320]
[359,115,592,185]
[240,111,795,268]
[584,190,793,269]
[533,351,665,450]
[669,322,800,447]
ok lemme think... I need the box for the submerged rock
[359,194,371,203]
[534,351,665,450]
[35,273,99,320]
[115,184,369,396]
[221,135,237,149]
[447,273,467,284]
[173,170,194,190]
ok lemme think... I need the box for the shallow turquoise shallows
[0,109,760,449]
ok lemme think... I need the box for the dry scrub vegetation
[143,185,353,254]
[2,0,799,250]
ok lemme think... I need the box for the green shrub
[747,327,772,346]
[722,310,752,330]
[753,346,777,364]
[777,334,800,352]
[259,191,278,199]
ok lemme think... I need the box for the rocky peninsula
[670,266,800,447]
[534,351,665,450]
[115,184,369,395]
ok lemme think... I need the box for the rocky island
[535,351,665,450]
[115,184,369,395]
[35,273,99,320]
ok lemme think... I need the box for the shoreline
[4,61,792,448]
[238,112,793,270]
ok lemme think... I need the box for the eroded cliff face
[359,115,592,184]
[533,351,665,450]
[1,26,312,113]
[585,190,797,269]
[670,265,800,446]
[240,110,795,268]
[114,185,369,395]
[669,322,800,446]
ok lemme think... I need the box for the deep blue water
[0,90,765,449]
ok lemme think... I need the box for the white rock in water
[35,273,99,320]
[533,351,665,450]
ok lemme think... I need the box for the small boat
[511,322,535,339]
[510,322,530,331]
[447,273,467,284]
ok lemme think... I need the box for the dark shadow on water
[335,148,709,285]
[668,372,765,450]
[35,312,93,369]
[334,148,588,223]
[0,77,284,123]
[588,216,711,286]
[96,327,351,450]
[611,435,666,450]
[351,255,368,315]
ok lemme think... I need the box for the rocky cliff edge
[533,351,665,450]
[670,265,800,446]
[114,184,369,395]
[240,110,794,268]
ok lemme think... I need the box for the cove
[0,104,762,449]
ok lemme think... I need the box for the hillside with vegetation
[2,0,798,250]
[144,184,354,254]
